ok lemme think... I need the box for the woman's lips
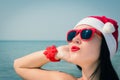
[71,46,80,52]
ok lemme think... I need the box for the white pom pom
[103,22,115,33]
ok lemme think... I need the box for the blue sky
[0,0,120,40]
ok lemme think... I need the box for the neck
[80,61,100,80]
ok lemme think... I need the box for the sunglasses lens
[67,31,76,41]
[81,29,92,39]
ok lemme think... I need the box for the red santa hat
[74,16,119,58]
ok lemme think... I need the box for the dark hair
[77,36,119,80]
[99,36,119,80]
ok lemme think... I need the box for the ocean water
[0,40,120,80]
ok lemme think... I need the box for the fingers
[56,45,69,60]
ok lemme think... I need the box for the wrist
[43,45,60,62]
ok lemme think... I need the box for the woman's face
[67,25,102,66]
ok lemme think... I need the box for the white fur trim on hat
[74,17,116,58]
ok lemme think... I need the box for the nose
[72,34,81,44]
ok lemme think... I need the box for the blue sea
[0,40,120,80]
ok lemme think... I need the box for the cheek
[79,41,101,62]
[82,41,101,61]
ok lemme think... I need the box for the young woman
[14,16,119,80]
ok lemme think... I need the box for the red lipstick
[71,46,80,52]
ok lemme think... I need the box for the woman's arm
[13,45,75,80]
[14,50,51,80]
[14,50,49,68]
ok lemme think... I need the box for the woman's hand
[56,45,70,62]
